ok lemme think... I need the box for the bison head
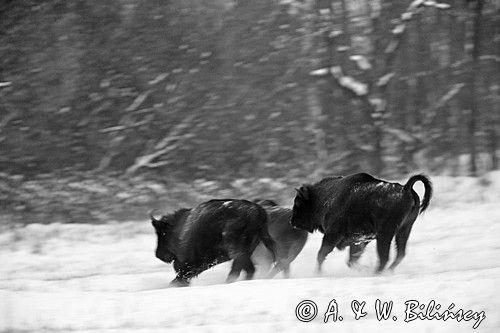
[150,209,185,263]
[290,185,316,233]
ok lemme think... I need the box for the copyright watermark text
[294,299,486,329]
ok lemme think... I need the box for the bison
[290,173,432,274]
[252,199,308,278]
[151,199,277,286]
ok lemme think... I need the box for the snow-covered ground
[1,173,500,332]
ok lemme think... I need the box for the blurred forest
[0,0,499,223]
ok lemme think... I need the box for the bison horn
[149,209,162,222]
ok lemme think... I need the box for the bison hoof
[169,279,189,288]
[225,275,239,284]
[347,261,365,269]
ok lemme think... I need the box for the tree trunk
[467,0,484,176]
[305,0,329,178]
[488,85,499,170]
[447,2,466,175]
[307,86,329,178]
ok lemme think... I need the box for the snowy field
[1,173,500,332]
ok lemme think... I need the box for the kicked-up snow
[1,174,500,332]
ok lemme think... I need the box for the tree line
[0,0,498,182]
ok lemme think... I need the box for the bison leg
[282,264,291,278]
[266,261,288,279]
[226,256,245,283]
[170,268,195,287]
[389,222,414,271]
[347,243,368,268]
[375,223,398,273]
[267,252,292,279]
[242,256,256,280]
[227,255,256,282]
[169,262,202,287]
[316,233,342,274]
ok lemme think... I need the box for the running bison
[252,199,308,278]
[290,173,432,274]
[150,199,277,286]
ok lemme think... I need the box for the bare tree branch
[125,90,151,112]
[95,92,152,171]
[154,113,196,151]
[98,116,152,133]
[0,108,19,130]
[126,113,197,174]
[384,83,466,145]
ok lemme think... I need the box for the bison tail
[404,174,433,213]
[260,227,277,264]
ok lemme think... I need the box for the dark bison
[251,199,308,278]
[290,173,432,274]
[151,199,277,286]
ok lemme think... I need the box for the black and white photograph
[0,0,499,332]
